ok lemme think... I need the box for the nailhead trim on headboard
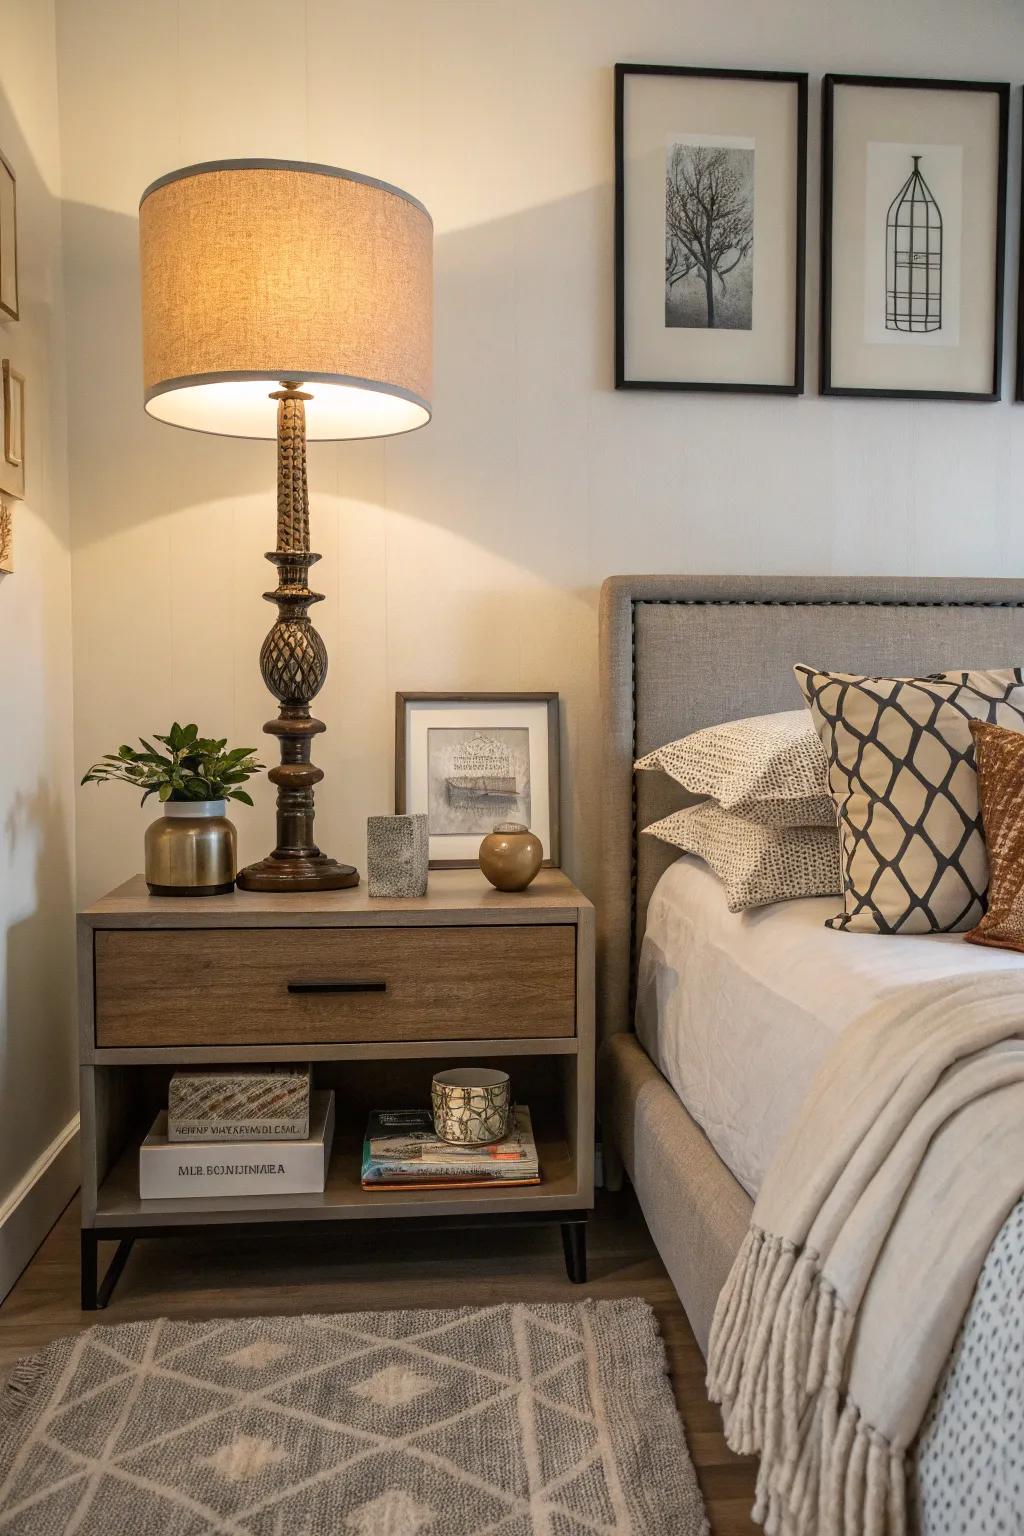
[626,595,1024,1002]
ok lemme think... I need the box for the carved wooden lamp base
[235,384,360,894]
[237,850,358,893]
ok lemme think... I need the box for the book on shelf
[140,1090,334,1200]
[361,1104,540,1189]
[167,1065,311,1142]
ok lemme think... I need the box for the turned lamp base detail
[236,384,360,894]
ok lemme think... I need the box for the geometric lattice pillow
[795,666,1024,934]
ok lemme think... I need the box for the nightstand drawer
[93,925,576,1046]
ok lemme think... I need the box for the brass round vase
[478,822,543,892]
[145,800,237,897]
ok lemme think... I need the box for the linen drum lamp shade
[139,159,432,439]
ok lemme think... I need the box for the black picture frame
[821,73,1010,402]
[1016,144,1024,403]
[614,63,808,395]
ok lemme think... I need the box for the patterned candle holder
[431,1068,511,1145]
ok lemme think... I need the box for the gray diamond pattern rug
[0,1300,708,1535]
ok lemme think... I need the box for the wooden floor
[0,1191,758,1534]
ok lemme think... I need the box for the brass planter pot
[145,800,237,897]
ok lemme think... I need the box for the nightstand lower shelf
[82,1125,590,1307]
[93,1127,582,1227]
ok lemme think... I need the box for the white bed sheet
[635,854,1024,1198]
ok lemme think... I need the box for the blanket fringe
[707,1228,908,1536]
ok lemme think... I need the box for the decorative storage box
[142,1091,334,1199]
[168,1065,312,1142]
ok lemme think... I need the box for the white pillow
[635,710,835,828]
[644,803,843,913]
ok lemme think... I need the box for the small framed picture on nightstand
[396,692,560,868]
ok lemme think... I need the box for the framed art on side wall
[0,152,17,322]
[396,693,560,868]
[615,64,808,394]
[0,359,24,500]
[821,74,1009,400]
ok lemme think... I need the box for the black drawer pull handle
[287,978,387,995]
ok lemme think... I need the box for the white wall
[56,0,1024,907]
[0,0,78,1292]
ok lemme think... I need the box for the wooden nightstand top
[81,867,592,929]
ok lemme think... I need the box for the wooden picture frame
[615,63,808,394]
[0,151,17,322]
[0,359,24,500]
[821,74,1009,401]
[395,692,561,868]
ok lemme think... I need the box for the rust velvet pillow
[966,719,1024,952]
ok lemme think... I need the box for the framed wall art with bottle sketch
[821,74,1009,400]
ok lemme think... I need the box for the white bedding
[635,854,1024,1197]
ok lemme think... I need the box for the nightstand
[77,868,595,1308]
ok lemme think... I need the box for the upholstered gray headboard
[598,574,1024,1045]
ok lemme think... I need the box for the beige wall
[57,0,1024,908]
[0,0,77,1273]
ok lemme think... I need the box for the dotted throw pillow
[635,710,835,828]
[643,803,843,913]
[795,666,1024,935]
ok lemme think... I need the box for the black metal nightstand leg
[81,1230,96,1311]
[81,1231,134,1311]
[561,1220,587,1283]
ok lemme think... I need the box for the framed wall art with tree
[614,64,807,394]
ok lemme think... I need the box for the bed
[595,574,1024,1527]
[635,854,1024,1202]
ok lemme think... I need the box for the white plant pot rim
[161,799,228,818]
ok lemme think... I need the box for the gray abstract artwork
[665,141,754,330]
[427,726,531,835]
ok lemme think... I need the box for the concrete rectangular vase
[366,813,428,898]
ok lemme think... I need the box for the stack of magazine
[361,1105,540,1190]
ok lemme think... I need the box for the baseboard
[0,1115,80,1303]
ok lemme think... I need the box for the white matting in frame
[402,697,556,867]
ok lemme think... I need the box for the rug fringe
[707,1230,908,1536]
[0,1355,47,1431]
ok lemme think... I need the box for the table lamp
[139,159,433,891]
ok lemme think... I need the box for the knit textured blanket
[705,973,1024,1536]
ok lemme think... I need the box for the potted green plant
[82,723,264,896]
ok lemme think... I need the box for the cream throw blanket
[706,973,1024,1536]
